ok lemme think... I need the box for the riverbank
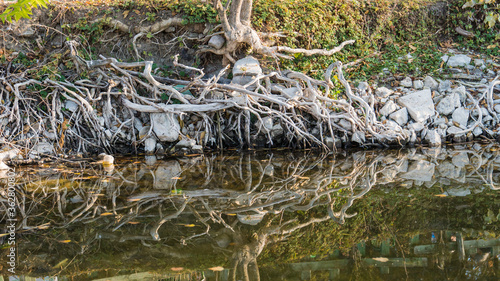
[0,0,499,164]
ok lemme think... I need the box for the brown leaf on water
[128,222,140,225]
[100,212,114,216]
[58,240,71,243]
[373,257,389,262]
[435,194,447,197]
[209,266,224,271]
[171,267,183,271]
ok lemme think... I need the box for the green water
[1,145,499,280]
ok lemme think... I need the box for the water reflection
[1,144,499,280]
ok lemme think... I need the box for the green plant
[146,12,156,22]
[0,0,48,22]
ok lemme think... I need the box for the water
[1,144,499,280]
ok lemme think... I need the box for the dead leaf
[128,221,140,225]
[209,266,224,271]
[58,240,71,243]
[373,257,389,262]
[171,177,182,180]
[123,10,130,18]
[435,194,447,197]
[100,212,114,216]
[171,267,184,271]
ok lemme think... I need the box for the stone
[237,213,265,225]
[413,80,424,90]
[151,112,180,142]
[452,107,469,127]
[447,126,464,135]
[191,145,203,153]
[425,129,441,147]
[400,77,413,88]
[445,187,471,197]
[338,119,352,131]
[271,123,284,138]
[175,138,196,149]
[102,155,114,165]
[33,142,54,155]
[400,160,435,181]
[389,108,408,126]
[407,122,425,132]
[357,82,370,93]
[398,89,435,123]
[375,87,393,98]
[145,155,157,166]
[0,147,20,161]
[144,138,156,154]
[443,54,471,67]
[233,56,262,76]
[134,118,144,132]
[452,85,467,102]
[257,117,273,132]
[423,76,439,90]
[325,137,342,149]
[379,100,398,116]
[436,92,460,115]
[494,104,500,114]
[474,59,485,67]
[63,100,79,112]
[139,126,151,140]
[473,126,482,137]
[438,161,461,179]
[352,131,366,145]
[208,35,225,50]
[282,87,300,99]
[439,80,452,92]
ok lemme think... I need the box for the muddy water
[1,144,499,280]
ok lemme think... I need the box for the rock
[494,105,500,114]
[33,142,54,155]
[63,100,79,112]
[439,80,452,92]
[139,126,151,140]
[473,126,482,137]
[447,126,463,135]
[102,155,114,165]
[271,123,284,138]
[0,161,10,170]
[438,161,461,179]
[282,87,300,99]
[436,92,460,115]
[452,85,467,102]
[191,145,203,153]
[474,59,485,67]
[233,56,262,76]
[400,77,413,87]
[445,187,471,197]
[425,129,441,147]
[134,118,144,132]
[413,80,424,90]
[407,122,425,132]
[237,213,265,225]
[398,89,435,123]
[145,155,157,166]
[375,87,393,98]
[443,54,471,67]
[208,35,225,50]
[400,160,435,181]
[144,138,157,154]
[379,100,398,116]
[389,108,408,126]
[257,117,273,132]
[338,119,352,131]
[352,131,366,145]
[452,107,469,127]
[357,82,371,94]
[423,76,439,90]
[175,138,196,149]
[325,137,342,149]
[151,113,180,142]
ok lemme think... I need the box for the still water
[1,144,499,280]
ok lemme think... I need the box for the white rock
[282,87,300,99]
[447,126,463,135]
[473,126,482,137]
[452,107,469,127]
[398,89,435,123]
[474,59,485,67]
[0,147,20,161]
[423,76,439,90]
[271,123,284,138]
[400,77,413,87]
[237,213,265,225]
[375,87,393,98]
[63,100,79,112]
[438,161,461,179]
[144,138,156,154]
[325,137,341,149]
[379,100,398,116]
[151,113,180,142]
[357,82,370,93]
[425,129,441,147]
[407,122,425,132]
[338,119,352,130]
[175,138,196,149]
[494,104,500,114]
[452,85,467,102]
[232,56,262,76]
[436,92,460,115]
[257,117,273,132]
[439,80,452,92]
[208,35,225,50]
[145,155,157,166]
[445,187,471,197]
[352,131,365,144]
[444,54,471,67]
[33,142,54,155]
[134,118,144,132]
[389,108,408,126]
[413,80,424,90]
[102,155,114,165]
[401,160,435,181]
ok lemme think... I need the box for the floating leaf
[128,222,140,225]
[58,240,71,243]
[373,257,389,262]
[171,177,182,180]
[100,212,113,216]
[209,266,224,271]
[171,267,184,271]
[435,194,447,197]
